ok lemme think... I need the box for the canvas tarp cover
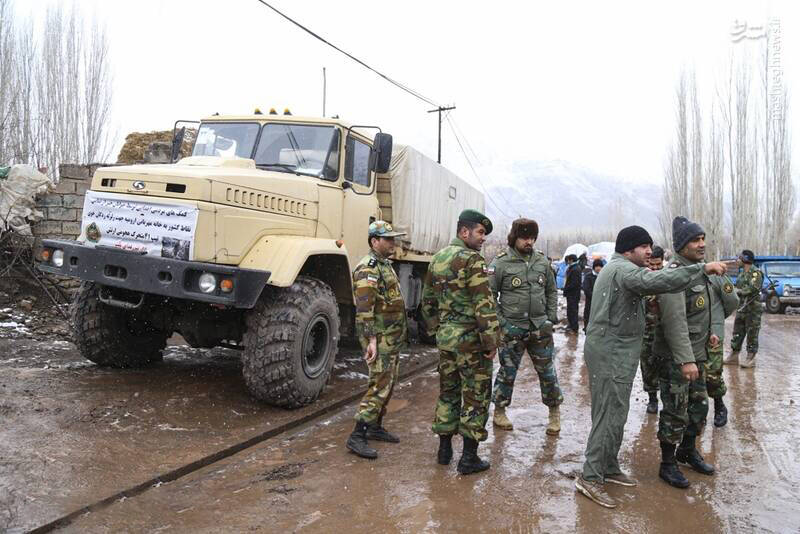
[382,144,484,255]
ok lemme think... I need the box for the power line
[253,0,439,108]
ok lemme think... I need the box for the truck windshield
[192,123,260,158]
[253,123,340,181]
[764,262,800,277]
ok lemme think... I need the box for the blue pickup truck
[728,255,800,314]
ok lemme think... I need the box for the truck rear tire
[242,276,339,408]
[71,282,169,368]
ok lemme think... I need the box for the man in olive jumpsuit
[575,225,727,509]
[346,221,408,459]
[488,218,563,435]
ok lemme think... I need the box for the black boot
[659,442,689,488]
[713,397,728,428]
[456,437,490,475]
[346,422,378,459]
[676,435,715,475]
[646,391,658,414]
[437,435,453,465]
[366,417,400,443]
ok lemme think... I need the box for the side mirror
[370,132,393,174]
[171,126,186,163]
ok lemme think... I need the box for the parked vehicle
[727,255,800,314]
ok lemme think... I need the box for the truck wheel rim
[302,313,331,379]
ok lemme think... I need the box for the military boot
[713,397,728,427]
[659,442,689,488]
[546,405,561,435]
[676,435,715,475]
[366,417,400,443]
[437,435,453,465]
[646,391,658,414]
[493,407,513,431]
[456,437,490,475]
[346,422,378,459]
[740,352,757,368]
[723,349,739,365]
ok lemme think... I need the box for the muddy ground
[1,298,799,533]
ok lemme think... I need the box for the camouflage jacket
[352,250,408,353]
[641,295,659,355]
[421,237,501,353]
[736,267,764,313]
[488,247,557,331]
[710,274,739,340]
[653,253,714,364]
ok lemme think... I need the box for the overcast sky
[20,0,800,190]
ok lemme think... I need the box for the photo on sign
[161,237,190,260]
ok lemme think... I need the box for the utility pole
[322,67,327,117]
[427,105,455,164]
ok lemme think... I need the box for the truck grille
[224,187,308,217]
[784,286,800,297]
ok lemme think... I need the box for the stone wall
[32,163,103,241]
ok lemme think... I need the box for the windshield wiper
[257,163,321,178]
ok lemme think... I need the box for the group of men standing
[343,209,766,508]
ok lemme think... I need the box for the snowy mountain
[480,160,662,232]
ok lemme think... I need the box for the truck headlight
[198,273,217,293]
[785,284,792,294]
[52,249,64,267]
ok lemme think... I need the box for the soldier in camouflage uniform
[726,249,764,368]
[705,271,739,427]
[653,216,730,488]
[488,218,563,435]
[422,209,501,475]
[345,221,409,460]
[639,246,665,414]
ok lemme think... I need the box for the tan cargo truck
[37,113,485,407]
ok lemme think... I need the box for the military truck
[36,112,484,407]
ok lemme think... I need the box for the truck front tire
[242,276,339,408]
[765,293,786,314]
[71,282,169,368]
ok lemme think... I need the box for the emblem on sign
[86,222,101,242]
[511,276,522,287]
[695,295,706,309]
[132,180,146,190]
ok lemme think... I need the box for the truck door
[341,135,380,267]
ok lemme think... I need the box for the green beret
[458,209,493,235]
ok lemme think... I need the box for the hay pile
[116,129,197,164]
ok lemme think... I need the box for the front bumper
[779,296,800,306]
[36,240,269,308]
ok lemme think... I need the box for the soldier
[653,216,729,488]
[725,249,764,368]
[488,218,563,435]
[576,225,727,509]
[345,220,409,460]
[639,246,665,414]
[705,269,739,427]
[422,209,501,475]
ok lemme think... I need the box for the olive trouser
[354,350,399,424]
[731,308,762,354]
[492,330,563,409]
[432,350,493,442]
[658,359,709,445]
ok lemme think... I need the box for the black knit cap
[740,249,755,264]
[672,216,705,253]
[615,225,653,253]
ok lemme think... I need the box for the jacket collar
[369,249,390,265]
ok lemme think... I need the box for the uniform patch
[670,262,680,269]
[723,282,733,294]
[487,266,496,275]
[368,258,377,268]
[695,295,706,309]
[496,251,507,258]
[366,275,379,286]
[511,276,522,287]
[482,265,489,274]
[537,274,544,285]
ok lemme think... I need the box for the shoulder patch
[723,282,733,294]
[495,251,507,259]
[368,257,377,268]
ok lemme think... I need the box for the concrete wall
[32,164,103,240]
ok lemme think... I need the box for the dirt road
[2,309,799,532]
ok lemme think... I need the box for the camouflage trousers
[657,359,709,445]
[731,309,762,354]
[639,342,659,394]
[492,331,563,408]
[432,350,493,442]
[704,341,727,399]
[354,350,399,424]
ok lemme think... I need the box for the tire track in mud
[27,355,439,533]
